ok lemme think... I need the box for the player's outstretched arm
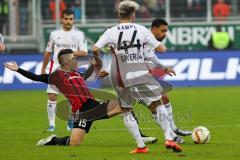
[4,61,18,71]
[4,61,49,83]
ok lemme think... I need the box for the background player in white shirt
[92,0,182,153]
[41,9,88,132]
[0,33,6,51]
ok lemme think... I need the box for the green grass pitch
[0,87,240,160]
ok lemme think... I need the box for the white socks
[165,103,177,131]
[153,105,177,140]
[47,100,57,127]
[122,112,145,148]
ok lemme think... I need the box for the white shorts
[47,84,60,94]
[116,76,163,108]
[46,60,60,94]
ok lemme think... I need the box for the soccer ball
[191,126,210,144]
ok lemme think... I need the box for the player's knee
[110,106,131,115]
[119,108,132,119]
[120,107,131,114]
[120,110,132,118]
[107,100,122,115]
[148,100,162,113]
[112,101,122,113]
[114,105,123,114]
[108,100,131,115]
[48,93,57,101]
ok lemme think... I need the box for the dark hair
[151,18,168,28]
[62,9,75,18]
[58,49,73,60]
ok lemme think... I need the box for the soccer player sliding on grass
[4,49,130,147]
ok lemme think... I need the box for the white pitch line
[2,124,240,134]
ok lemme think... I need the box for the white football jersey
[46,26,87,66]
[95,23,161,87]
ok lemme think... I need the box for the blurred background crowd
[0,0,239,53]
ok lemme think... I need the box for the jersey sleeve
[17,68,49,83]
[143,27,161,49]
[78,32,88,52]
[95,29,111,49]
[144,44,165,69]
[45,32,54,52]
[143,45,156,58]
[148,54,166,69]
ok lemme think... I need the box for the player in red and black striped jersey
[49,69,94,113]
[4,49,132,148]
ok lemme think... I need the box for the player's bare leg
[69,129,86,145]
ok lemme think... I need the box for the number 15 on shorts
[78,119,87,127]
